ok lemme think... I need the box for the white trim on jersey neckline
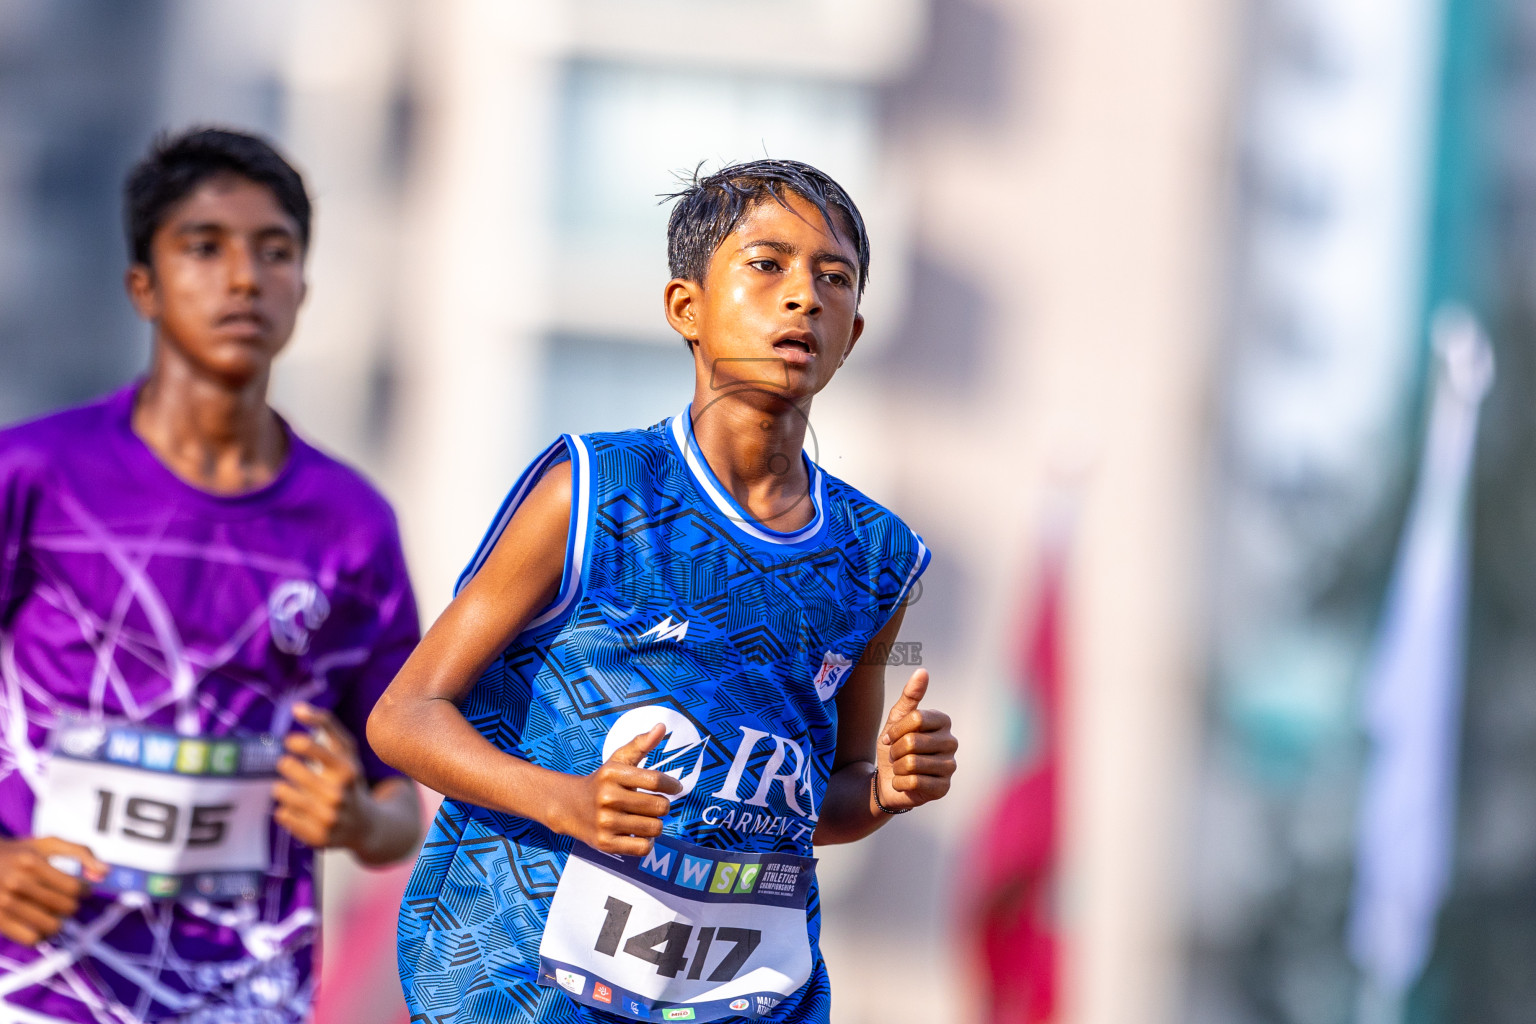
[669,406,826,546]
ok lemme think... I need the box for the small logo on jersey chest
[813,651,853,701]
[269,581,330,655]
[638,615,689,642]
[601,707,707,801]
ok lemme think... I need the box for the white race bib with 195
[538,836,816,1022]
[32,723,280,899]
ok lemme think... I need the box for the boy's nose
[228,241,259,293]
[782,280,821,316]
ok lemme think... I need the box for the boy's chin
[774,367,830,402]
[698,358,826,397]
[701,380,821,407]
[166,338,280,388]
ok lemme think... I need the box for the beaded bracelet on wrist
[872,771,911,814]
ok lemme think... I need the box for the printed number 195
[93,790,231,847]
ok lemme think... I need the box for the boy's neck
[132,342,289,495]
[688,388,815,533]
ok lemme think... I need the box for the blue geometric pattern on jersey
[399,407,929,1023]
[404,965,830,1024]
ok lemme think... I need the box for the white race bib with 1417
[32,723,280,900]
[539,835,816,1021]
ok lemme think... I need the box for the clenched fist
[273,703,372,850]
[545,724,683,856]
[0,837,106,947]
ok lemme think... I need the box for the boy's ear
[663,277,702,347]
[125,263,159,322]
[839,312,866,368]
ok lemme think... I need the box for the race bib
[32,723,280,900]
[538,836,815,1022]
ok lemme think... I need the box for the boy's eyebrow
[812,249,856,271]
[172,221,298,238]
[736,238,797,256]
[736,238,856,270]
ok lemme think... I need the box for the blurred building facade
[390,5,1223,1024]
[0,2,171,415]
[0,2,1230,1023]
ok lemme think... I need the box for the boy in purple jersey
[0,128,424,1022]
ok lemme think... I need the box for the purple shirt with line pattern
[0,384,418,1023]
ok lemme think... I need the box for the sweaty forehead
[727,192,858,258]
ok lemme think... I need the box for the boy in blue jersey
[370,160,957,1023]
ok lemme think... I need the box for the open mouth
[218,312,267,331]
[773,334,816,358]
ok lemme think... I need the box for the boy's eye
[188,240,219,257]
[820,272,850,287]
[748,258,779,273]
[261,244,296,263]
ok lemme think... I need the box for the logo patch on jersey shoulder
[812,651,854,701]
[638,615,689,642]
[601,706,708,802]
[268,581,331,655]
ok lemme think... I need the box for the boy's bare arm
[367,462,680,854]
[814,605,958,845]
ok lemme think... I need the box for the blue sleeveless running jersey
[398,407,929,1023]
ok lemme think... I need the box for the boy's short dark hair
[124,127,312,266]
[664,159,870,300]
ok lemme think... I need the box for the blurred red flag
[971,535,1066,1024]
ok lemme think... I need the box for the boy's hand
[273,703,373,851]
[876,669,958,812]
[0,837,106,946]
[551,724,682,856]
